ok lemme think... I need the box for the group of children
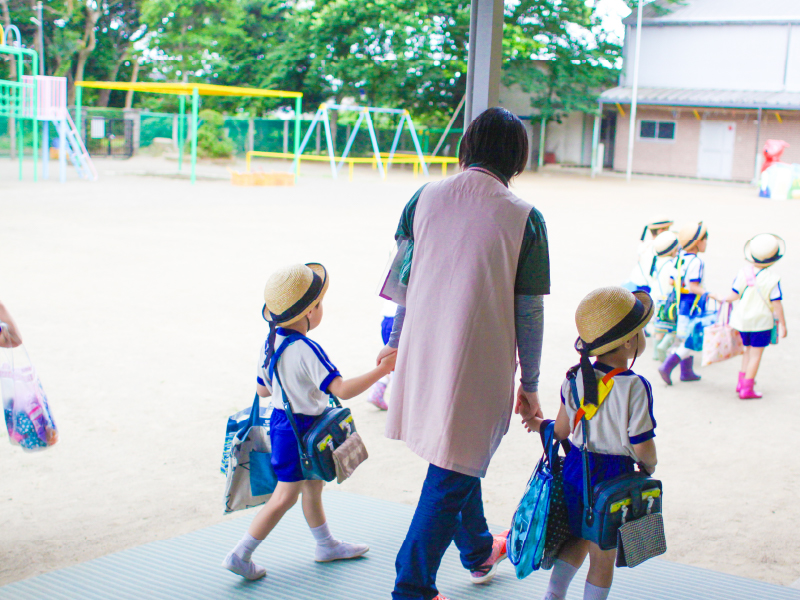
[630,218,787,400]
[221,218,786,600]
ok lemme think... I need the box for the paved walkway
[2,492,798,600]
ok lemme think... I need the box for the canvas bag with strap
[270,333,367,483]
[567,369,664,554]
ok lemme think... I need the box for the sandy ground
[1,156,799,588]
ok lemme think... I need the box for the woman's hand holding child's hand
[378,351,397,374]
[376,345,398,366]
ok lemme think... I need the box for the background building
[599,0,800,181]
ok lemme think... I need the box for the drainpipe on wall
[591,102,602,178]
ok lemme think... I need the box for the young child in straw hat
[626,217,674,292]
[649,231,680,361]
[525,286,658,600]
[721,234,788,399]
[658,221,718,385]
[222,262,396,580]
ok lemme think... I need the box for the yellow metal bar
[75,81,302,99]
[616,103,626,117]
[693,110,701,120]
[349,162,354,182]
[0,24,4,45]
[775,112,783,124]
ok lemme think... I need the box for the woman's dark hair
[458,107,528,180]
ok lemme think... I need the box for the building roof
[622,0,800,26]
[600,86,800,111]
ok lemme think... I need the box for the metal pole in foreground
[191,87,198,184]
[538,117,546,169]
[625,0,643,183]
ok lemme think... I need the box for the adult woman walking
[380,108,550,600]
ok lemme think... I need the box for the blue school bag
[507,421,570,578]
[271,332,360,483]
[567,373,664,552]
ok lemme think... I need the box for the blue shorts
[381,316,394,345]
[269,409,318,482]
[739,330,771,348]
[562,443,635,539]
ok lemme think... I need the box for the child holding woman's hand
[524,287,658,600]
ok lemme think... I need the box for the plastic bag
[0,345,58,451]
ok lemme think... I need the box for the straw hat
[653,231,679,257]
[744,233,785,266]
[678,221,708,252]
[575,287,654,357]
[263,263,329,326]
[640,217,674,240]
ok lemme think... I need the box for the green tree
[195,108,234,157]
[502,0,620,122]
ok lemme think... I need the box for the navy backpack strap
[568,370,594,528]
[270,333,313,464]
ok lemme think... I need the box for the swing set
[246,103,459,180]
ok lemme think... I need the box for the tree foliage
[0,0,627,124]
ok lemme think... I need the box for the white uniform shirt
[730,266,782,332]
[561,363,656,462]
[256,329,341,416]
[651,256,677,301]
[628,240,656,288]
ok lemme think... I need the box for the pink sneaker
[367,381,388,410]
[469,530,509,584]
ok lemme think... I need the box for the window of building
[639,120,676,141]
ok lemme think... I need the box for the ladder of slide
[63,112,98,181]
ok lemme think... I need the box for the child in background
[649,231,680,361]
[367,299,397,410]
[626,217,674,292]
[658,222,717,385]
[223,263,396,580]
[722,234,787,399]
[525,287,658,600]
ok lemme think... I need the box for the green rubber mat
[2,491,798,600]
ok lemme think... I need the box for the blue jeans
[392,464,494,600]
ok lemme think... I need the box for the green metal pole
[32,65,38,183]
[293,96,302,182]
[178,95,185,172]
[17,53,23,181]
[191,87,198,184]
[76,85,82,141]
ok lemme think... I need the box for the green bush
[196,109,235,159]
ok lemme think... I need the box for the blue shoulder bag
[568,373,663,551]
[271,333,358,482]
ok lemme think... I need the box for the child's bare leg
[744,346,765,380]
[223,481,302,580]
[543,538,588,600]
[300,479,326,528]
[584,542,616,597]
[248,481,302,539]
[740,346,751,374]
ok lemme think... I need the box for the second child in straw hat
[222,262,397,581]
[658,221,719,385]
[720,234,788,399]
[525,286,658,600]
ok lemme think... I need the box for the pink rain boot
[736,372,745,394]
[367,381,388,410]
[679,356,701,382]
[739,379,763,400]
[658,353,681,386]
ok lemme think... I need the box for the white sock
[310,522,338,547]
[583,581,611,600]
[232,533,262,562]
[675,346,692,360]
[544,559,579,599]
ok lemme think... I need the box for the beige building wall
[612,107,800,182]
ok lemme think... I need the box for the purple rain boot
[679,356,702,382]
[658,353,681,386]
